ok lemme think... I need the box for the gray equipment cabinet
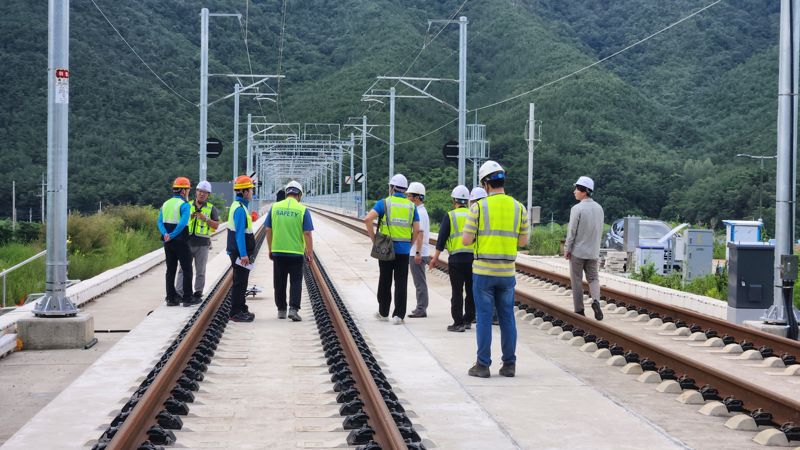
[683,230,714,281]
[727,243,774,323]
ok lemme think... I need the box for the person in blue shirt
[227,175,257,322]
[157,177,198,307]
[266,180,314,322]
[364,174,420,324]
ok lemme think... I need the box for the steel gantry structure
[245,118,354,200]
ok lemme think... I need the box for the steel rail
[309,257,407,449]
[308,206,800,359]
[107,226,265,449]
[512,288,800,426]
[309,206,800,427]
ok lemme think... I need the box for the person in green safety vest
[266,180,314,322]
[157,176,196,307]
[429,185,475,332]
[462,161,530,378]
[364,174,420,325]
[227,175,257,323]
[175,180,220,303]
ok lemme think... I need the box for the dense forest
[0,0,785,231]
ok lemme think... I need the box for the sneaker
[278,310,287,320]
[492,317,499,326]
[182,296,202,307]
[192,291,203,299]
[575,309,586,316]
[288,308,302,322]
[447,324,465,332]
[246,311,256,320]
[374,312,388,322]
[591,301,604,321]
[391,316,404,325]
[468,362,490,378]
[408,311,427,318]
[229,311,254,322]
[463,322,472,330]
[499,363,516,377]
[166,298,179,307]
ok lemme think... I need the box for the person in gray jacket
[565,176,604,321]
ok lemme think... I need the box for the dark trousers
[377,254,410,319]
[165,239,192,302]
[273,255,304,311]
[229,255,251,316]
[449,260,475,326]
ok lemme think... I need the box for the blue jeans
[473,274,517,367]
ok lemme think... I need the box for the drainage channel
[90,227,267,450]
[306,253,425,449]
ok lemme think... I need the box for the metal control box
[683,229,714,281]
[727,243,774,310]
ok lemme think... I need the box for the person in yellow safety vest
[157,177,197,307]
[227,175,257,322]
[462,161,530,378]
[428,185,476,332]
[175,180,220,303]
[364,174,420,325]
[266,180,314,322]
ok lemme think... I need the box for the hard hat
[196,180,212,193]
[233,175,255,190]
[469,186,487,201]
[575,176,595,191]
[388,174,408,189]
[251,211,259,221]
[172,177,191,189]
[406,182,426,196]
[478,160,505,182]
[285,180,303,195]
[451,185,470,201]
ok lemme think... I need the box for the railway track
[309,205,800,444]
[91,221,421,450]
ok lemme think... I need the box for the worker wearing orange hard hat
[227,175,257,322]
[157,177,198,307]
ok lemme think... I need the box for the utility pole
[233,83,240,183]
[246,113,253,175]
[769,0,800,325]
[11,181,16,232]
[362,115,368,218]
[526,103,537,226]
[458,16,468,186]
[389,86,396,177]
[41,173,45,223]
[349,133,355,193]
[199,8,209,181]
[35,0,76,316]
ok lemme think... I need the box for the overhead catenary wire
[471,0,724,112]
[389,0,724,146]
[89,0,196,107]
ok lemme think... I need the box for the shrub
[105,204,158,232]
[528,223,567,256]
[67,212,123,254]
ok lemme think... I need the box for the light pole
[735,153,777,220]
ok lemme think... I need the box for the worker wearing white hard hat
[364,174,420,325]
[428,185,476,332]
[565,175,604,321]
[462,160,530,378]
[405,182,430,318]
[469,186,487,205]
[176,180,221,303]
[266,180,314,322]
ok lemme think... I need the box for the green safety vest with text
[472,194,524,277]
[270,198,307,255]
[379,196,415,243]
[446,208,474,255]
[189,201,215,238]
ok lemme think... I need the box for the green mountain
[0,0,785,230]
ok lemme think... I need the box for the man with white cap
[364,174,420,324]
[429,185,475,332]
[266,180,314,322]
[565,176,604,321]
[176,180,220,304]
[406,181,430,318]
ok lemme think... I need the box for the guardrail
[1,250,46,308]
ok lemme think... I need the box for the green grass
[528,223,568,256]
[630,263,729,301]
[0,206,162,306]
